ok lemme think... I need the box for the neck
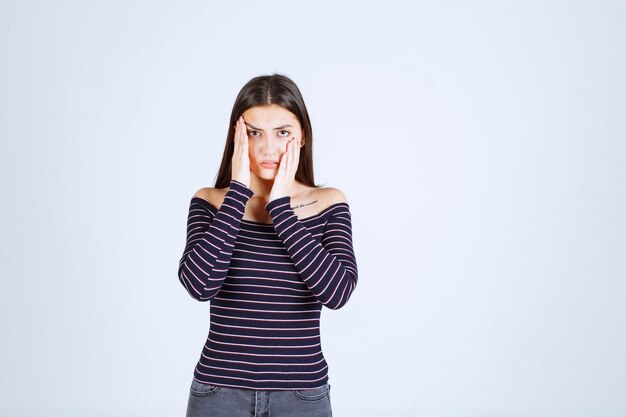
[249,173,285,201]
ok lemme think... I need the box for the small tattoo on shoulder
[291,200,318,209]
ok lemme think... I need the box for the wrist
[232,178,250,188]
[268,192,286,203]
[265,194,291,214]
[230,179,254,196]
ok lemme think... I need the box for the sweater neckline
[191,196,347,226]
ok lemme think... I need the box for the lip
[259,161,278,168]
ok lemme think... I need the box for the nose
[261,136,276,156]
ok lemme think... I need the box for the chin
[252,170,277,181]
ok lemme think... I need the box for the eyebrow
[245,122,293,130]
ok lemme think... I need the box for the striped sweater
[178,179,358,390]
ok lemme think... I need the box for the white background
[1,1,625,416]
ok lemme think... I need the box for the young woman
[178,73,358,417]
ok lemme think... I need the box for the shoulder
[193,186,228,209]
[312,186,349,209]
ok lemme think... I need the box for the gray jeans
[185,378,333,417]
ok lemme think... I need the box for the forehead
[242,104,300,127]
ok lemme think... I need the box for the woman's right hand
[231,115,251,188]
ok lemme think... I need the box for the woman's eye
[279,130,291,137]
[248,130,259,137]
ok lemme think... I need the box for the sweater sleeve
[265,196,358,310]
[178,180,254,301]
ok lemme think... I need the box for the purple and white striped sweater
[178,179,358,390]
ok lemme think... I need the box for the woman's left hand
[269,136,301,202]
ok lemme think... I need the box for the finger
[236,117,246,151]
[286,138,296,173]
[241,117,249,151]
[236,120,247,158]
[234,117,241,147]
[287,138,294,162]
[285,139,293,162]
[289,137,296,155]
[232,122,239,157]
[292,138,301,174]
[290,137,298,163]
[276,147,287,176]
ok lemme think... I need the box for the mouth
[259,161,278,169]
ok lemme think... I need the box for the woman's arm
[265,196,358,310]
[178,180,254,301]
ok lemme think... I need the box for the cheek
[247,139,266,160]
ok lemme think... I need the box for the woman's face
[241,104,303,181]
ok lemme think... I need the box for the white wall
[1,1,625,416]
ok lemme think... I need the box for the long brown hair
[214,73,317,189]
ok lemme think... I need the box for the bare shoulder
[313,186,349,208]
[193,186,228,209]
